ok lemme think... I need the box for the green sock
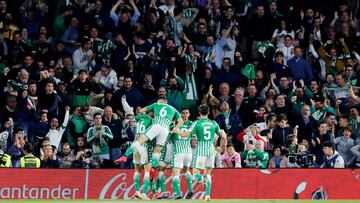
[172,176,181,195]
[125,141,140,156]
[194,173,202,181]
[151,181,156,194]
[142,172,150,194]
[133,172,141,192]
[158,171,166,192]
[205,175,212,196]
[151,153,160,168]
[185,172,193,192]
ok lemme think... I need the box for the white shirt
[46,110,70,149]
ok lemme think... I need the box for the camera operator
[71,148,99,168]
[0,145,11,167]
[321,141,345,168]
[287,141,315,168]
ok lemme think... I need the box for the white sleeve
[121,97,134,115]
[334,156,345,168]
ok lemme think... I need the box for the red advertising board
[1,169,360,200]
[0,169,86,199]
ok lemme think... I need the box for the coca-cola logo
[99,172,206,200]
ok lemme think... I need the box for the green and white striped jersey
[135,114,153,148]
[189,117,220,157]
[172,120,193,154]
[135,114,152,135]
[145,103,181,129]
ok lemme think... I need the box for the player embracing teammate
[115,97,227,201]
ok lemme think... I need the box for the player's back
[191,118,219,157]
[135,114,152,135]
[147,103,179,128]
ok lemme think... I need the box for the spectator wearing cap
[334,126,355,167]
[95,64,118,92]
[111,76,144,117]
[68,69,101,107]
[287,46,314,84]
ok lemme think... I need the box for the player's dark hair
[198,104,210,116]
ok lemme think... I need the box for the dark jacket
[272,126,294,148]
[40,158,60,168]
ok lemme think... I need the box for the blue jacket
[287,57,314,83]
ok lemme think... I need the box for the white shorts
[193,155,215,170]
[173,153,192,169]
[145,124,169,146]
[159,143,173,167]
[133,145,149,165]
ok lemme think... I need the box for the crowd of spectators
[0,0,360,169]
